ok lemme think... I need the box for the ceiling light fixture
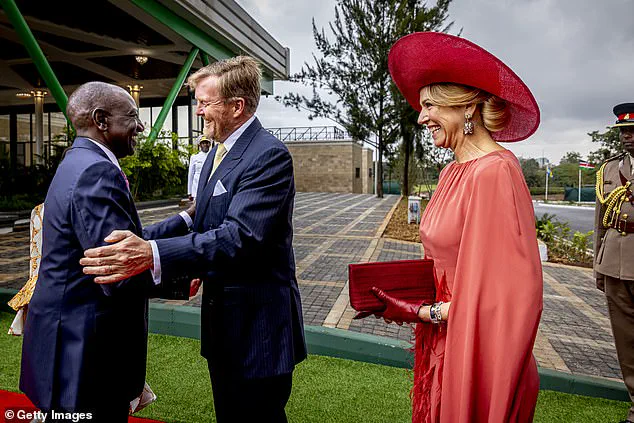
[127,84,143,93]
[15,91,32,98]
[135,55,148,65]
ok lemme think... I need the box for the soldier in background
[594,103,634,423]
[187,135,211,201]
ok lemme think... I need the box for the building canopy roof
[0,0,288,108]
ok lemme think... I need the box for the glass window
[50,112,70,161]
[0,115,9,162]
[139,107,151,134]
[151,106,172,137]
[0,115,9,142]
[17,114,31,166]
[177,105,189,138]
[43,112,50,162]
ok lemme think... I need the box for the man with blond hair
[81,56,307,422]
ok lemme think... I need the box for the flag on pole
[579,160,595,169]
[546,164,554,178]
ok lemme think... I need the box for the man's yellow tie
[211,142,227,176]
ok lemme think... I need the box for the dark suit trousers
[605,275,634,421]
[207,362,292,423]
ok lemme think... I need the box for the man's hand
[80,230,153,284]
[185,199,196,219]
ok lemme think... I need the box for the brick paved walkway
[0,193,625,385]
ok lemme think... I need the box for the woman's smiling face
[417,86,466,150]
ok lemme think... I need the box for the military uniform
[594,103,634,423]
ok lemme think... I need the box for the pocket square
[213,180,227,196]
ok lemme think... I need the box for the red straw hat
[388,32,540,142]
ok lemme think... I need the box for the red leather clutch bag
[348,259,436,313]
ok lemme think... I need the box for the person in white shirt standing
[187,136,211,200]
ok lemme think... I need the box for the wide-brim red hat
[388,32,540,142]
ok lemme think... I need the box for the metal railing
[266,126,351,142]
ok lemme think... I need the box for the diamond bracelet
[429,301,444,324]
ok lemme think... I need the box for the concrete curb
[0,288,628,402]
[136,198,181,210]
[150,303,631,402]
[533,200,595,210]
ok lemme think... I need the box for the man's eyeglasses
[196,97,240,109]
[108,112,142,123]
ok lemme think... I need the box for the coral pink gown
[414,150,543,423]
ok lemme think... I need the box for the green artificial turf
[0,311,630,422]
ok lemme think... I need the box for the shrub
[0,157,63,211]
[120,132,192,201]
[535,214,593,265]
[529,187,565,196]
[0,131,192,211]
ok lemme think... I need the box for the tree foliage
[560,151,582,164]
[519,157,543,187]
[587,127,621,164]
[120,131,190,201]
[279,0,454,197]
[518,151,598,191]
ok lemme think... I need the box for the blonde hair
[421,83,509,133]
[187,55,262,114]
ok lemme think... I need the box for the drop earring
[463,113,474,135]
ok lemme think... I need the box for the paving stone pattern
[0,194,627,385]
[539,263,622,381]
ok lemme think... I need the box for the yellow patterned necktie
[211,142,227,176]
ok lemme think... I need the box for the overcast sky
[236,0,632,165]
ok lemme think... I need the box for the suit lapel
[195,119,263,227]
[194,150,215,229]
[198,149,215,194]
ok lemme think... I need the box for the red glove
[370,287,423,323]
[189,278,202,297]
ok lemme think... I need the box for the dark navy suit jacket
[155,118,307,378]
[20,137,188,411]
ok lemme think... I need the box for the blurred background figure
[188,135,211,201]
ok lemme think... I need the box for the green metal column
[201,52,210,66]
[148,47,199,143]
[0,0,68,117]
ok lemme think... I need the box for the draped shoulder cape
[415,150,543,423]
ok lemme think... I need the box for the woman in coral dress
[370,32,543,422]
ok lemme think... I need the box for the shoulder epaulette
[603,152,627,164]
